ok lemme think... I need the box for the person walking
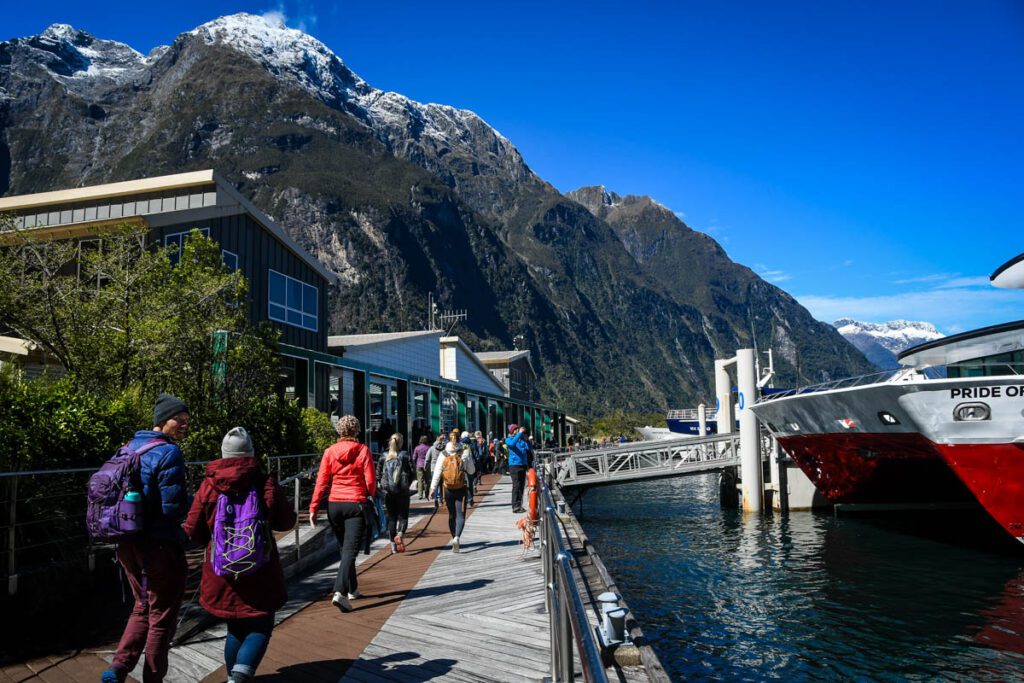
[184,428,296,683]
[379,433,414,553]
[429,442,475,553]
[412,435,431,500]
[506,424,531,513]
[459,431,476,506]
[426,435,446,510]
[310,415,376,613]
[102,394,190,683]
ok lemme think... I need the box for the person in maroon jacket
[184,427,296,683]
[309,414,377,613]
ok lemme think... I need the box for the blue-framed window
[268,269,318,332]
[164,228,210,264]
[221,249,239,273]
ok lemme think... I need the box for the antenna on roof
[428,292,467,334]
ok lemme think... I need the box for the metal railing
[0,453,318,595]
[666,408,718,421]
[550,433,743,487]
[755,368,906,402]
[539,476,609,683]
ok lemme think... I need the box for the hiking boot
[452,537,460,553]
[332,591,353,613]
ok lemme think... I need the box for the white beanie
[445,442,458,454]
[221,426,254,458]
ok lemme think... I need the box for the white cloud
[755,264,792,283]
[262,3,318,32]
[937,275,991,289]
[795,287,1024,332]
[892,272,957,285]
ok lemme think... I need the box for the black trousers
[444,487,467,539]
[384,491,410,541]
[328,501,365,595]
[510,466,526,510]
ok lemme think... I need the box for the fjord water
[581,474,1024,681]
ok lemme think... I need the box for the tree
[0,222,298,458]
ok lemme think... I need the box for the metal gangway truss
[550,433,745,489]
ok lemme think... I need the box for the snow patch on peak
[834,319,944,357]
[25,24,147,81]
[189,13,368,103]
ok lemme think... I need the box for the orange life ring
[527,467,539,522]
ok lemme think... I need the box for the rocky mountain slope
[833,318,944,369]
[0,14,875,414]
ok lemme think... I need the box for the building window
[221,249,238,273]
[268,269,318,332]
[77,239,108,289]
[164,228,210,264]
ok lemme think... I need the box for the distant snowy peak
[26,23,148,81]
[834,318,943,354]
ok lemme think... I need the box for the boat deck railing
[666,408,719,421]
[755,369,905,402]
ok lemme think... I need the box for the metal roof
[328,330,441,349]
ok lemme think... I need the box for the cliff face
[0,15,874,414]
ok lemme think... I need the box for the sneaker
[452,537,460,553]
[394,535,406,553]
[332,591,353,613]
[347,591,364,599]
[390,542,397,554]
[101,669,122,683]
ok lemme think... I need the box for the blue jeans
[225,613,275,680]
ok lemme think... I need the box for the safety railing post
[294,477,302,561]
[557,552,574,682]
[7,476,17,596]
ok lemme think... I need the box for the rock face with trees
[0,15,874,415]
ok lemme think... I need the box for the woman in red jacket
[309,414,377,613]
[184,427,296,683]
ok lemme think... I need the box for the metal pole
[7,476,17,596]
[294,477,302,560]
[737,348,763,512]
[698,403,707,437]
[715,358,735,435]
[557,554,574,682]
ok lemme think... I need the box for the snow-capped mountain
[833,319,944,369]
[0,14,877,413]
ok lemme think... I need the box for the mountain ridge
[0,14,875,414]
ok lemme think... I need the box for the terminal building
[0,170,569,449]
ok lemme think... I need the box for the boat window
[948,350,1024,378]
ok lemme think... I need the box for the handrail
[539,474,609,683]
[755,368,904,402]
[1,452,321,596]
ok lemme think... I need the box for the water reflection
[582,474,1024,681]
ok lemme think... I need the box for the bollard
[556,499,566,515]
[597,591,630,646]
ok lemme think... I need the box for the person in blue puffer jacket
[103,393,191,683]
[505,424,531,513]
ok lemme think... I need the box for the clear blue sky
[9,1,1024,333]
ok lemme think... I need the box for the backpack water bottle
[86,438,164,542]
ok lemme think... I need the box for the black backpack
[381,453,413,494]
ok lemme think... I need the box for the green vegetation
[582,410,667,438]
[0,224,330,468]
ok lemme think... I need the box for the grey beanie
[153,393,189,426]
[221,426,254,458]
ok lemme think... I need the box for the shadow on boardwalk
[258,651,458,682]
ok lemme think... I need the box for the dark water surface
[580,474,1024,682]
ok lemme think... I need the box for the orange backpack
[442,453,465,490]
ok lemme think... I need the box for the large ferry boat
[751,253,1024,543]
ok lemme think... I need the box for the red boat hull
[777,432,975,505]
[934,442,1024,542]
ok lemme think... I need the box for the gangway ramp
[551,433,743,488]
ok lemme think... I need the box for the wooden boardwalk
[1,474,577,682]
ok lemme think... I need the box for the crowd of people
[98,393,540,683]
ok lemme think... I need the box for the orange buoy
[527,467,539,522]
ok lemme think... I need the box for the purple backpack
[86,438,164,542]
[211,485,270,579]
